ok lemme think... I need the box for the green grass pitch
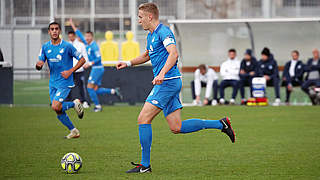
[0,106,319,179]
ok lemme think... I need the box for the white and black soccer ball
[61,152,82,173]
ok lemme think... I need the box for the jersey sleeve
[75,30,88,45]
[68,44,83,60]
[159,28,176,48]
[38,45,46,62]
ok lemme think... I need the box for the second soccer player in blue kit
[36,22,85,139]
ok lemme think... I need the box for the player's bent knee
[137,114,152,124]
[51,103,62,113]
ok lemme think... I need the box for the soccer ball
[61,152,82,173]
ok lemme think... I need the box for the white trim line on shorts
[92,65,104,69]
[164,76,182,80]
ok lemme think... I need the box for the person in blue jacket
[239,49,258,104]
[257,47,281,106]
[282,50,304,104]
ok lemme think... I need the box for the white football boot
[73,99,84,119]
[65,128,80,139]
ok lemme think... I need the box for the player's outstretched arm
[69,18,77,32]
[116,50,150,70]
[61,57,85,79]
[35,61,44,71]
[152,44,179,85]
[69,19,87,45]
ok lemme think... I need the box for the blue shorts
[88,66,104,86]
[146,78,183,117]
[49,86,71,103]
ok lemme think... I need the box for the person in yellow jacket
[100,31,119,66]
[121,31,140,61]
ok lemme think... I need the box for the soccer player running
[69,19,122,112]
[116,3,236,173]
[36,22,85,139]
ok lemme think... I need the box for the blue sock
[96,88,112,95]
[139,124,152,167]
[57,112,75,130]
[62,101,74,112]
[180,119,223,134]
[87,88,100,106]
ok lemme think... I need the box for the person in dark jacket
[282,50,304,104]
[239,49,257,103]
[257,47,281,105]
[301,48,320,105]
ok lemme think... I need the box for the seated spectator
[257,47,281,106]
[282,50,304,104]
[219,49,240,104]
[301,48,320,105]
[191,64,219,106]
[239,49,258,104]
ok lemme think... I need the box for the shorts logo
[56,92,61,96]
[151,100,158,104]
[59,98,64,102]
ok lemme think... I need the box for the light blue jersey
[39,39,83,88]
[145,23,183,116]
[146,23,181,79]
[75,30,103,67]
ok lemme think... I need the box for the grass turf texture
[0,106,319,179]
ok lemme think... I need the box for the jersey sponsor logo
[48,58,61,62]
[163,37,175,47]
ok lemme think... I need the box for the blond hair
[138,2,159,20]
